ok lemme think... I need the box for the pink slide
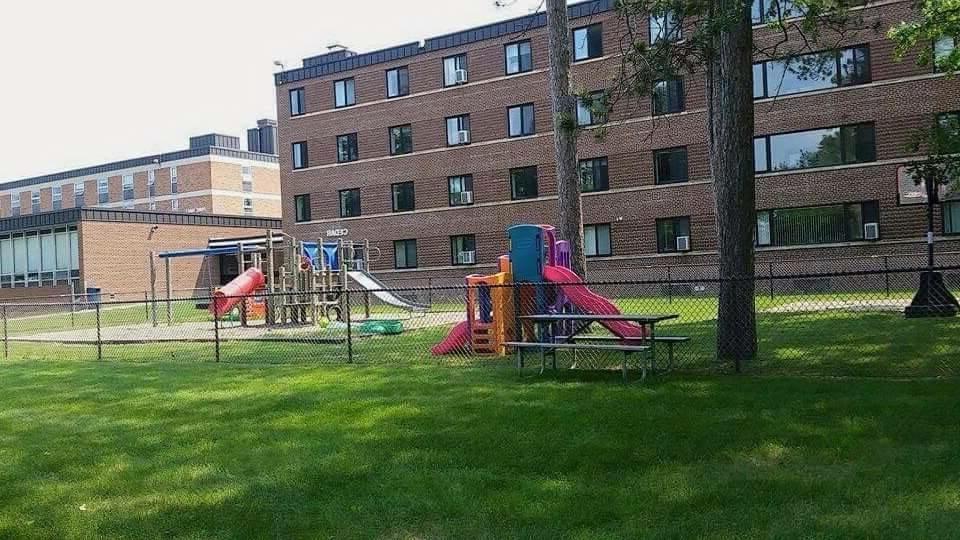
[542,265,647,340]
[210,267,266,318]
[432,321,471,355]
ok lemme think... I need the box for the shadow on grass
[0,362,958,537]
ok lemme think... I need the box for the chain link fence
[1,264,958,378]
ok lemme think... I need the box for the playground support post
[164,257,172,326]
[265,229,276,325]
[345,288,354,363]
[95,301,102,361]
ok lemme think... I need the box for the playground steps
[470,322,499,355]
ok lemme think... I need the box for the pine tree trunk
[707,0,757,369]
[545,0,587,278]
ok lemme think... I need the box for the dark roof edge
[0,208,281,233]
[275,0,614,86]
[1,146,279,193]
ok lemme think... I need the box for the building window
[576,91,606,126]
[650,9,681,43]
[448,175,475,206]
[392,181,415,212]
[149,201,157,211]
[31,191,40,214]
[584,224,612,257]
[940,111,960,134]
[757,201,880,247]
[122,174,134,200]
[945,202,960,234]
[446,115,471,146]
[334,78,356,108]
[97,178,109,204]
[510,166,538,200]
[292,141,309,169]
[754,45,870,99]
[508,103,536,137]
[339,188,361,218]
[443,54,468,86]
[171,198,179,211]
[148,170,157,197]
[241,166,253,192]
[389,125,413,155]
[74,182,85,208]
[394,239,418,269]
[337,133,359,163]
[654,147,689,184]
[294,194,312,222]
[935,36,957,71]
[450,234,477,265]
[290,87,305,116]
[242,198,253,215]
[386,66,410,98]
[10,193,19,217]
[505,40,533,75]
[656,217,692,253]
[579,157,609,192]
[573,24,603,61]
[653,79,685,115]
[755,123,876,173]
[52,185,62,211]
[752,0,803,24]
[170,166,178,195]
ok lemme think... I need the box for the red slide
[542,265,647,340]
[432,321,471,355]
[210,267,266,318]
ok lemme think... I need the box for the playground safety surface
[10,312,466,344]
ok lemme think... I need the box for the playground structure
[153,231,427,328]
[432,223,649,356]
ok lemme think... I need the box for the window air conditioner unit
[864,222,879,240]
[457,130,470,144]
[454,69,468,84]
[676,235,691,252]
[458,250,476,264]
[458,191,474,204]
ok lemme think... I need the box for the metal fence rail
[0,264,958,379]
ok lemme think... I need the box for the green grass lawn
[0,362,958,538]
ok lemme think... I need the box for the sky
[0,0,539,182]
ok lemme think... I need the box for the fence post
[666,265,673,304]
[883,256,891,298]
[144,291,149,322]
[428,277,433,306]
[345,288,353,363]
[2,305,7,361]
[214,308,221,363]
[95,301,102,361]
[363,291,370,318]
[70,290,76,328]
[768,262,775,301]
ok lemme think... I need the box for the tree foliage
[888,0,960,73]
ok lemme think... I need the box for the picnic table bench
[509,313,683,382]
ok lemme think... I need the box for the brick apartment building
[0,121,282,219]
[274,0,960,283]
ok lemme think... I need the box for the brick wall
[0,158,282,218]
[78,220,271,295]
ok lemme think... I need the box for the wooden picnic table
[509,313,680,381]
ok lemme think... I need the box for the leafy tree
[604,0,869,368]
[888,0,960,73]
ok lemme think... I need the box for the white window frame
[31,191,40,213]
[170,166,179,194]
[122,174,134,200]
[97,178,109,204]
